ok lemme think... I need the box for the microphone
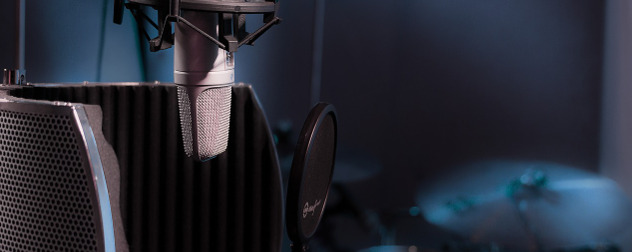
[175,10,234,161]
[114,0,280,161]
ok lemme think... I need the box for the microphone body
[175,10,234,161]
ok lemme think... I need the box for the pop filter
[286,103,338,252]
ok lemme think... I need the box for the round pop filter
[286,103,338,251]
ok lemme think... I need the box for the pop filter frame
[286,103,338,251]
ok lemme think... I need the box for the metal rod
[96,0,108,81]
[238,16,281,47]
[16,0,25,71]
[170,0,180,17]
[512,198,545,252]
[310,0,326,106]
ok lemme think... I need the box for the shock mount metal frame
[114,0,281,53]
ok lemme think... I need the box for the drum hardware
[416,160,632,251]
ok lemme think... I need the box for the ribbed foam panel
[0,104,102,251]
[10,83,283,252]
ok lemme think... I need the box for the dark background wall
[257,0,606,210]
[1,0,609,246]
[0,0,18,70]
[602,0,632,198]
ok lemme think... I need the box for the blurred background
[2,0,632,251]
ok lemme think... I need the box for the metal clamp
[117,0,281,53]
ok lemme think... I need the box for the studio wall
[0,0,608,210]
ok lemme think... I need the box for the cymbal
[416,160,632,251]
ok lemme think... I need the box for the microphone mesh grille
[177,86,232,161]
[197,86,232,160]
[177,87,194,156]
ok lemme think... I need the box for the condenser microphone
[175,10,234,161]
[114,0,280,161]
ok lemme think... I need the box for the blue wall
[0,0,144,83]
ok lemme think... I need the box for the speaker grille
[0,110,99,252]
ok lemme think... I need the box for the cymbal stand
[508,169,547,252]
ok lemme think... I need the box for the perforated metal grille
[177,87,194,157]
[0,109,99,252]
[197,87,231,159]
[177,86,232,160]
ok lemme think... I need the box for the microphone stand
[511,197,545,252]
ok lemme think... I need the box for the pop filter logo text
[302,199,322,219]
